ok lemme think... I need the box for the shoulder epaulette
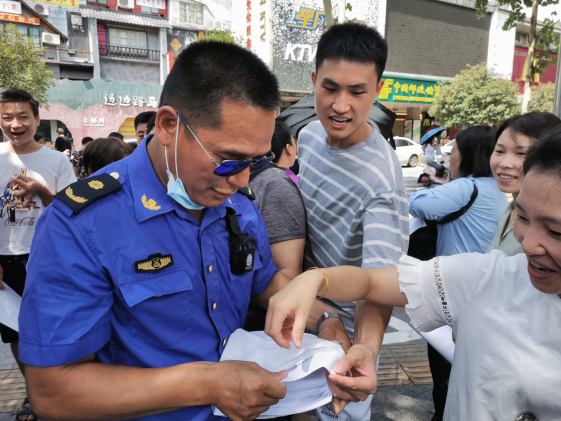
[237,185,255,200]
[55,172,122,213]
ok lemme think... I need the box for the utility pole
[555,40,561,119]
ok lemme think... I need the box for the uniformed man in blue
[17,42,351,420]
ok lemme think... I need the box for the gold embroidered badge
[247,186,252,195]
[88,180,104,190]
[135,253,174,273]
[110,172,120,180]
[142,194,161,210]
[65,187,88,203]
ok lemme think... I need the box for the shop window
[179,2,203,25]
[109,28,147,54]
[141,6,159,15]
[18,25,40,47]
[87,0,108,5]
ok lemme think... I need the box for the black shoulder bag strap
[434,183,479,226]
[249,162,276,183]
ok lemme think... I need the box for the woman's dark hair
[495,111,561,145]
[523,125,561,177]
[83,137,134,175]
[271,121,293,164]
[455,125,495,178]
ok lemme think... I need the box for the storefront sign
[83,117,105,127]
[0,13,39,24]
[136,0,165,10]
[0,1,22,15]
[165,52,174,74]
[103,93,158,108]
[34,0,79,7]
[273,0,377,93]
[378,76,440,104]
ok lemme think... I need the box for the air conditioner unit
[42,33,60,45]
[213,20,227,31]
[118,0,133,9]
[34,3,49,15]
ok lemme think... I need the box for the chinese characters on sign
[286,7,326,31]
[103,94,158,108]
[259,0,266,41]
[136,0,165,10]
[34,0,79,8]
[0,13,39,24]
[378,78,440,104]
[83,118,105,127]
[0,1,21,15]
[246,0,251,49]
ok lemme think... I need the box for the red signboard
[166,52,174,74]
[0,13,40,25]
[512,46,558,91]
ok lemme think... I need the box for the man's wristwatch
[316,311,344,332]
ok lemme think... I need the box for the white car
[394,137,423,167]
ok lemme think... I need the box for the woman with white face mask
[487,112,560,256]
[264,125,561,421]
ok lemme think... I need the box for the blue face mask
[165,117,205,210]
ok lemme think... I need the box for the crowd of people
[0,20,560,421]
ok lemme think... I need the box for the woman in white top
[421,137,436,165]
[265,125,561,421]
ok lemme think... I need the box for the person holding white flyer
[265,125,561,420]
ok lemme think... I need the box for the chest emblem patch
[135,253,174,273]
[142,194,161,210]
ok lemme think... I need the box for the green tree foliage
[0,24,54,108]
[429,63,520,128]
[474,0,559,112]
[529,82,556,112]
[197,29,244,45]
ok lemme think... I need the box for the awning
[80,6,170,28]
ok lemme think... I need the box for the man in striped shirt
[298,23,409,420]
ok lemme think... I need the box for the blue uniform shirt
[19,137,278,420]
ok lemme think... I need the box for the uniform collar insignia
[142,194,161,210]
[135,253,174,273]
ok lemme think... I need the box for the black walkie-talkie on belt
[225,208,256,275]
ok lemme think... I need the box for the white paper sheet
[408,322,455,364]
[213,329,345,419]
[0,284,21,332]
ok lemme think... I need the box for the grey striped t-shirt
[298,121,409,338]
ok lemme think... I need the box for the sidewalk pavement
[0,343,434,421]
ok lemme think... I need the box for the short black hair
[145,113,157,134]
[84,137,134,174]
[495,111,561,146]
[82,136,94,145]
[524,125,561,178]
[0,87,40,117]
[108,132,124,141]
[57,128,65,135]
[271,121,293,164]
[161,41,281,130]
[134,111,156,130]
[34,133,44,142]
[455,125,495,178]
[316,22,388,81]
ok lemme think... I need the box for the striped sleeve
[361,191,410,268]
